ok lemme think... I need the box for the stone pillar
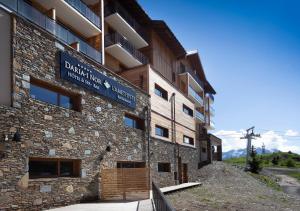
[217,145,222,161]
[207,138,212,163]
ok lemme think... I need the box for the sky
[138,0,300,152]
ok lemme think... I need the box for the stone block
[84,150,91,155]
[65,185,73,193]
[40,185,51,193]
[22,80,30,89]
[68,127,75,135]
[33,198,43,206]
[49,149,55,156]
[17,173,28,189]
[44,115,53,121]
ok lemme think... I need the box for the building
[103,0,218,186]
[0,0,221,210]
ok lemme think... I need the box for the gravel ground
[167,162,300,211]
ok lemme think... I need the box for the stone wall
[0,15,150,210]
[150,137,201,187]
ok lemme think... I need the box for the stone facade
[150,137,202,187]
[0,15,150,210]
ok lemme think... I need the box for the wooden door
[182,163,188,183]
[178,157,182,184]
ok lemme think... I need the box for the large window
[29,158,81,179]
[30,78,81,111]
[183,135,194,146]
[124,114,144,130]
[183,104,193,117]
[154,84,168,100]
[155,125,169,138]
[117,161,146,168]
[158,162,171,172]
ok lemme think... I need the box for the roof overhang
[151,20,186,58]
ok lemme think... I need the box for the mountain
[222,148,279,160]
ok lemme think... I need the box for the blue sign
[60,52,136,109]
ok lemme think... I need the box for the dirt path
[263,167,300,197]
[167,162,300,211]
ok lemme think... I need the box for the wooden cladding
[101,168,150,201]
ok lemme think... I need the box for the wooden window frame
[116,161,146,168]
[154,83,168,100]
[29,157,81,179]
[30,78,82,112]
[157,162,171,172]
[183,135,194,146]
[155,125,169,138]
[183,104,193,117]
[124,113,145,130]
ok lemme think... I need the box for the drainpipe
[170,93,178,184]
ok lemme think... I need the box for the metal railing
[188,86,203,105]
[105,32,148,65]
[64,0,101,28]
[0,0,102,64]
[195,110,205,122]
[185,68,205,89]
[210,106,215,115]
[208,93,214,101]
[152,182,175,211]
[104,1,147,41]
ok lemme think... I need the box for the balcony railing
[104,1,147,41]
[182,68,204,90]
[210,106,215,115]
[105,32,148,65]
[208,93,214,101]
[195,110,205,122]
[65,0,101,28]
[0,0,102,64]
[188,86,203,105]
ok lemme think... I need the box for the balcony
[105,32,148,68]
[33,0,101,37]
[188,86,203,107]
[195,110,205,123]
[207,93,214,104]
[210,106,215,116]
[105,2,148,49]
[0,0,102,63]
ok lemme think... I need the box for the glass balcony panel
[0,0,102,64]
[195,110,205,122]
[64,0,100,28]
[105,32,148,65]
[188,86,203,105]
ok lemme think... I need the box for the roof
[151,20,186,58]
[186,51,216,94]
[117,0,151,25]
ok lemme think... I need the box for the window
[183,135,194,145]
[117,161,146,168]
[29,158,81,179]
[202,147,207,153]
[124,114,144,130]
[30,78,81,111]
[180,63,186,73]
[154,84,168,100]
[183,104,193,117]
[158,162,171,172]
[155,125,169,138]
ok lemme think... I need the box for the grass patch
[249,173,282,191]
[224,152,300,168]
[287,172,300,182]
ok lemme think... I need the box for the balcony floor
[105,44,142,68]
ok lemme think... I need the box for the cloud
[214,129,300,154]
[285,129,299,137]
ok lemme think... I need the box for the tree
[249,146,262,173]
[271,156,280,165]
[286,159,295,168]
